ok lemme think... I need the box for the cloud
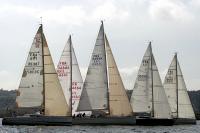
[90,1,130,22]
[0,2,130,25]
[119,66,139,75]
[149,0,194,21]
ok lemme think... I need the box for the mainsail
[16,25,69,116]
[163,54,195,119]
[105,35,133,116]
[77,22,109,111]
[57,36,83,115]
[130,43,171,118]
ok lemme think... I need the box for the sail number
[165,77,174,83]
[138,75,147,81]
[28,52,41,67]
[92,54,103,66]
[57,61,70,76]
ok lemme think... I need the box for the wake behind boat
[2,25,71,126]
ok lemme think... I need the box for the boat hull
[72,116,136,125]
[2,116,72,126]
[174,118,196,125]
[136,118,174,126]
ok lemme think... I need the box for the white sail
[130,44,152,114]
[164,55,195,119]
[57,36,84,115]
[57,37,71,106]
[77,22,109,111]
[151,56,172,118]
[105,35,133,116]
[16,26,43,107]
[130,43,171,118]
[163,56,177,117]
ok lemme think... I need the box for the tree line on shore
[0,89,199,119]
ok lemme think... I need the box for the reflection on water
[0,119,199,133]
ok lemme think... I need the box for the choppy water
[0,119,200,133]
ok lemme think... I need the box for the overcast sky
[0,0,200,90]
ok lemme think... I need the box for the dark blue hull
[174,118,196,125]
[136,118,174,126]
[72,116,136,125]
[2,116,72,126]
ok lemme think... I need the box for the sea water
[0,119,199,133]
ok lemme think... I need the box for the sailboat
[57,35,91,116]
[130,42,174,126]
[2,25,72,126]
[74,21,136,125]
[163,53,196,124]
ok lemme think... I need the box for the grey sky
[0,0,200,90]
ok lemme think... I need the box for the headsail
[57,36,84,115]
[16,26,43,108]
[105,35,133,116]
[77,22,109,111]
[163,55,177,117]
[164,54,195,119]
[130,44,152,114]
[130,43,171,118]
[57,37,71,111]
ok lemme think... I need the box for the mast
[175,53,178,118]
[102,21,110,114]
[40,24,45,115]
[150,42,154,117]
[69,35,73,116]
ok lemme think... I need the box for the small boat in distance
[2,25,71,126]
[74,21,136,125]
[163,53,196,125]
[130,43,174,126]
